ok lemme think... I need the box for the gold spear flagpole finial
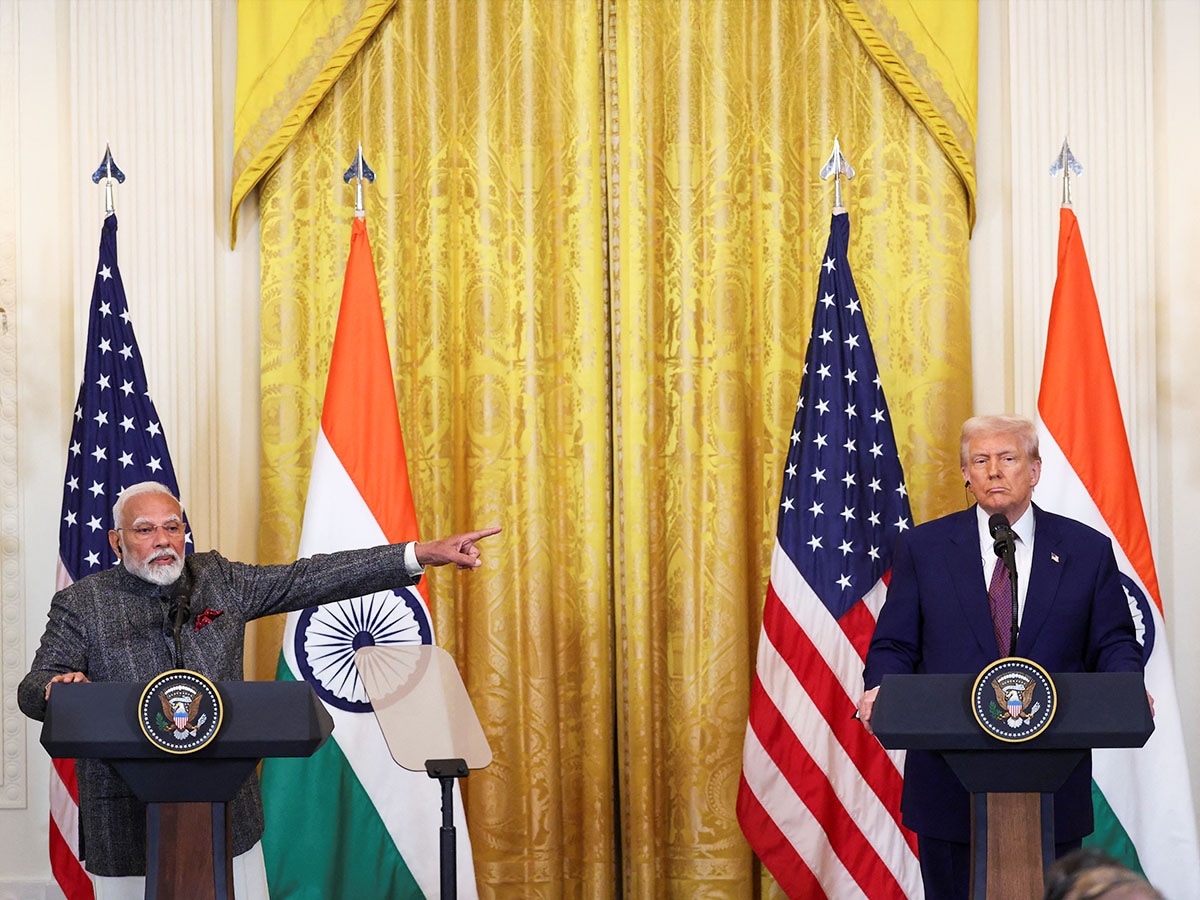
[1049,137,1083,208]
[342,142,376,217]
[90,143,126,215]
[820,137,855,214]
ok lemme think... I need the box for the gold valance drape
[231,0,977,238]
[835,0,979,228]
[231,0,396,244]
[246,0,975,896]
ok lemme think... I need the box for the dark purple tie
[988,556,1013,657]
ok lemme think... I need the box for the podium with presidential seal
[871,662,1153,900]
[40,675,333,900]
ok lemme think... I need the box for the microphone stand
[170,588,190,669]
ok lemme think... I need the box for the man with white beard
[18,480,499,900]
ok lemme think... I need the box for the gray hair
[111,481,180,530]
[959,415,1040,467]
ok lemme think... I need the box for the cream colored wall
[1,0,1197,894]
[1154,0,1200,853]
[0,0,259,894]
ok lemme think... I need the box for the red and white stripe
[738,541,921,898]
[50,560,95,899]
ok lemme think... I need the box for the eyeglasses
[119,523,185,539]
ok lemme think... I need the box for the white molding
[0,0,26,813]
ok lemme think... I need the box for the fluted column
[68,0,221,522]
[0,0,23,812]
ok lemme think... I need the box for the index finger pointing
[462,526,502,542]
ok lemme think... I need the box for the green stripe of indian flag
[261,663,423,899]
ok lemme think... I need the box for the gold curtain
[250,0,973,896]
[608,2,970,894]
[258,2,617,894]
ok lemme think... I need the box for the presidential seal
[138,669,223,754]
[971,657,1057,743]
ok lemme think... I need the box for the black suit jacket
[863,504,1142,841]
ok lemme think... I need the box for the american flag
[50,212,187,899]
[737,212,922,898]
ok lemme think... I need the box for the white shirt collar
[975,503,1036,546]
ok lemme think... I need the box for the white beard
[124,548,184,586]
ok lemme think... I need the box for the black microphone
[987,513,1019,656]
[988,513,1014,560]
[168,578,190,669]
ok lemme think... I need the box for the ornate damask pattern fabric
[259,3,616,895]
[255,1,973,896]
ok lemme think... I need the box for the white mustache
[122,543,185,586]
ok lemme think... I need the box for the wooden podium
[872,671,1152,900]
[41,681,333,900]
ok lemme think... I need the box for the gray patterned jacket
[18,544,420,876]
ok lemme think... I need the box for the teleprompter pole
[427,758,470,900]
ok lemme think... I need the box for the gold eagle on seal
[992,678,1037,721]
[159,691,203,733]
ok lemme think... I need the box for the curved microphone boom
[987,513,1019,656]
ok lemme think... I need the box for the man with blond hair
[856,415,1142,900]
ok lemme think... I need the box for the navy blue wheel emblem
[1119,572,1155,663]
[295,587,432,713]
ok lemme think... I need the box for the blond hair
[959,415,1040,467]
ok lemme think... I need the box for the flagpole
[343,142,376,217]
[263,145,480,899]
[48,144,185,900]
[820,136,855,214]
[1049,137,1083,208]
[738,140,922,896]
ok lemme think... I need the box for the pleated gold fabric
[258,3,618,894]
[253,0,974,896]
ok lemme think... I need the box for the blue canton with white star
[776,213,913,618]
[58,214,189,581]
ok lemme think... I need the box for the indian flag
[1034,205,1200,897]
[260,215,478,898]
